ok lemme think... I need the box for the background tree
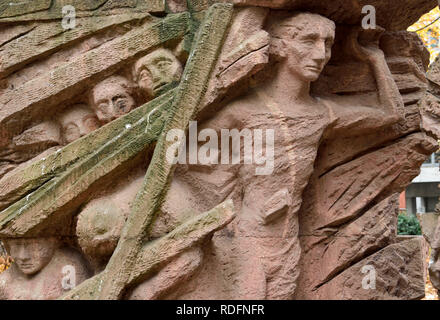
[408,6,440,63]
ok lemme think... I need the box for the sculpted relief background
[0,0,439,300]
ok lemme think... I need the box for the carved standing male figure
[168,11,403,299]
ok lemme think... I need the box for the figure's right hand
[346,27,385,62]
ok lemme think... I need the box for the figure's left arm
[327,29,405,136]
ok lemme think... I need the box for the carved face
[60,104,100,144]
[288,27,334,82]
[5,237,58,276]
[91,76,137,124]
[76,199,126,270]
[133,48,183,99]
[273,14,335,82]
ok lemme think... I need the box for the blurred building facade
[402,152,440,214]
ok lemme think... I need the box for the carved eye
[157,60,171,69]
[302,39,315,45]
[98,103,108,113]
[139,69,151,80]
[115,98,129,111]
[84,117,99,130]
[64,124,79,140]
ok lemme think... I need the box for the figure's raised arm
[326,28,405,136]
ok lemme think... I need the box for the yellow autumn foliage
[408,6,440,64]
[0,256,12,274]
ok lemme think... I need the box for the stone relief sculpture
[58,104,100,144]
[161,11,425,300]
[90,76,140,125]
[133,48,184,100]
[76,198,126,273]
[0,237,90,299]
[0,0,439,300]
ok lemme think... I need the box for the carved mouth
[305,66,321,72]
[18,263,33,269]
[153,82,167,91]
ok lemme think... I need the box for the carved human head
[76,199,126,272]
[90,76,137,124]
[133,48,183,100]
[59,104,100,144]
[3,237,59,276]
[268,12,335,82]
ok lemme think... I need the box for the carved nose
[78,125,88,137]
[150,68,162,82]
[15,246,29,261]
[311,42,326,63]
[109,101,120,115]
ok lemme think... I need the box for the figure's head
[59,104,100,144]
[3,237,59,276]
[268,12,335,82]
[76,199,126,272]
[90,76,137,124]
[133,48,183,99]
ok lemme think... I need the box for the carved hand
[347,27,385,62]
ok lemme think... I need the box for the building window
[423,152,440,166]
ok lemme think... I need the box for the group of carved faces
[58,48,183,144]
[70,49,183,272]
[57,18,333,145]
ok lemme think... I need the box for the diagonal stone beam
[314,238,426,300]
[0,13,154,79]
[0,0,165,22]
[0,0,52,18]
